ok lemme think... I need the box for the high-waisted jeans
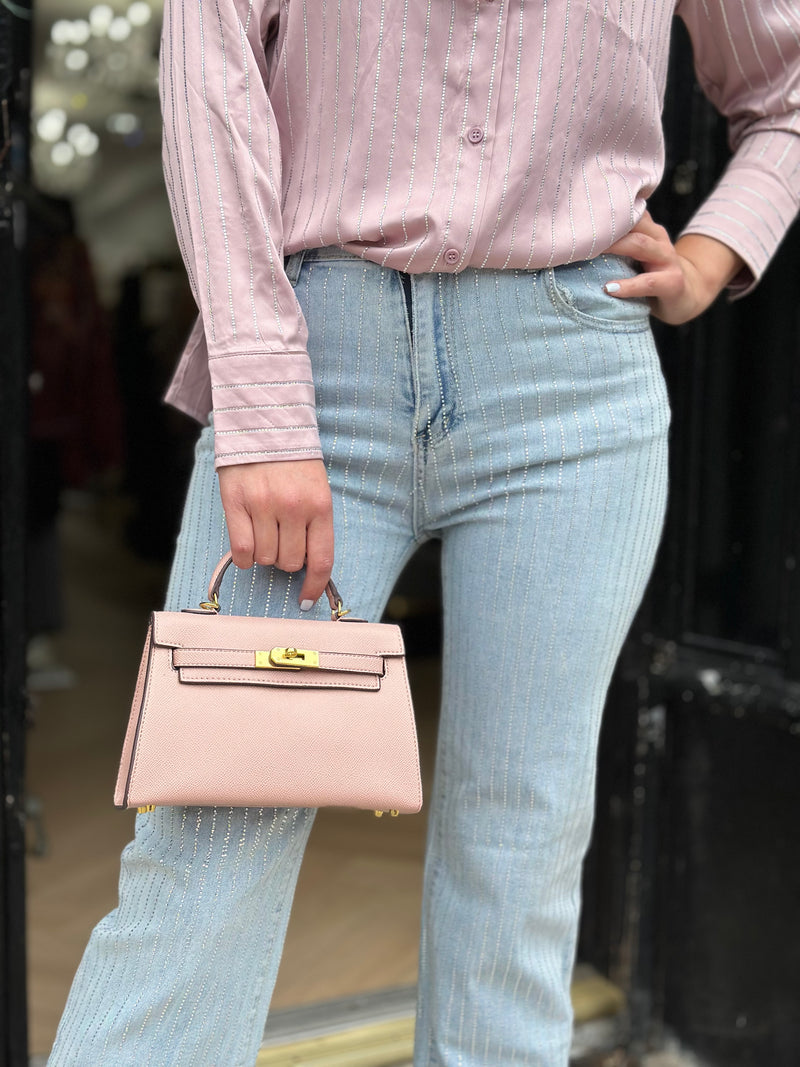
[48,249,670,1067]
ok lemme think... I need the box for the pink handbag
[115,553,422,816]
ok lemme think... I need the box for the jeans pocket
[546,255,651,333]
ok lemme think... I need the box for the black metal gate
[0,1,31,1063]
[581,21,800,1067]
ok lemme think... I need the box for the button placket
[440,4,506,273]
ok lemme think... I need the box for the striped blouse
[160,0,800,467]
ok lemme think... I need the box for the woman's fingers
[218,459,335,606]
[603,211,746,325]
[604,229,673,266]
[601,210,698,322]
[603,266,684,301]
[220,475,258,569]
[275,515,308,575]
[604,212,676,269]
[626,209,666,239]
[252,516,279,568]
[301,513,336,609]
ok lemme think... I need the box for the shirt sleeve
[160,0,322,466]
[675,0,800,296]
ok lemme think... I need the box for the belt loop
[283,248,307,286]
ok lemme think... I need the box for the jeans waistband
[284,245,365,284]
[283,245,640,286]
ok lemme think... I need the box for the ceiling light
[89,4,114,35]
[108,16,132,42]
[66,122,91,146]
[127,1,152,27]
[50,20,74,45]
[106,112,139,134]
[66,123,100,156]
[51,142,76,167]
[73,130,100,157]
[36,108,67,143]
[70,19,91,45]
[65,48,90,72]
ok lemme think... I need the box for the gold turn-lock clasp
[255,647,320,670]
[374,810,400,818]
[137,805,156,814]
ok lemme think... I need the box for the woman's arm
[160,0,333,603]
[604,0,800,323]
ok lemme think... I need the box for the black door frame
[1,0,31,1062]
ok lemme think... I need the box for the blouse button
[444,248,460,266]
[467,126,485,144]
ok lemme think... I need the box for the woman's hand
[602,211,747,325]
[217,458,334,610]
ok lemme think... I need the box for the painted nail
[604,282,621,293]
[300,599,314,612]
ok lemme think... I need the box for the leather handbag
[115,553,422,816]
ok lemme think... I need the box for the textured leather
[114,598,422,813]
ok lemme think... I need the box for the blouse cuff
[208,349,323,467]
[679,133,800,299]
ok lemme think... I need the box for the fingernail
[604,282,621,293]
[300,599,314,612]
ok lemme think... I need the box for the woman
[49,2,799,1065]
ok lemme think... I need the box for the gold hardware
[335,599,351,619]
[373,810,400,818]
[255,647,320,670]
[199,593,220,612]
[374,810,384,817]
[137,805,156,814]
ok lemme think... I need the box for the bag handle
[201,552,348,621]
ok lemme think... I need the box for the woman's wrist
[673,233,747,308]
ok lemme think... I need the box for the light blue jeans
[49,249,670,1066]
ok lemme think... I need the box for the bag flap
[151,610,406,658]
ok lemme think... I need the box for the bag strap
[203,552,347,621]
